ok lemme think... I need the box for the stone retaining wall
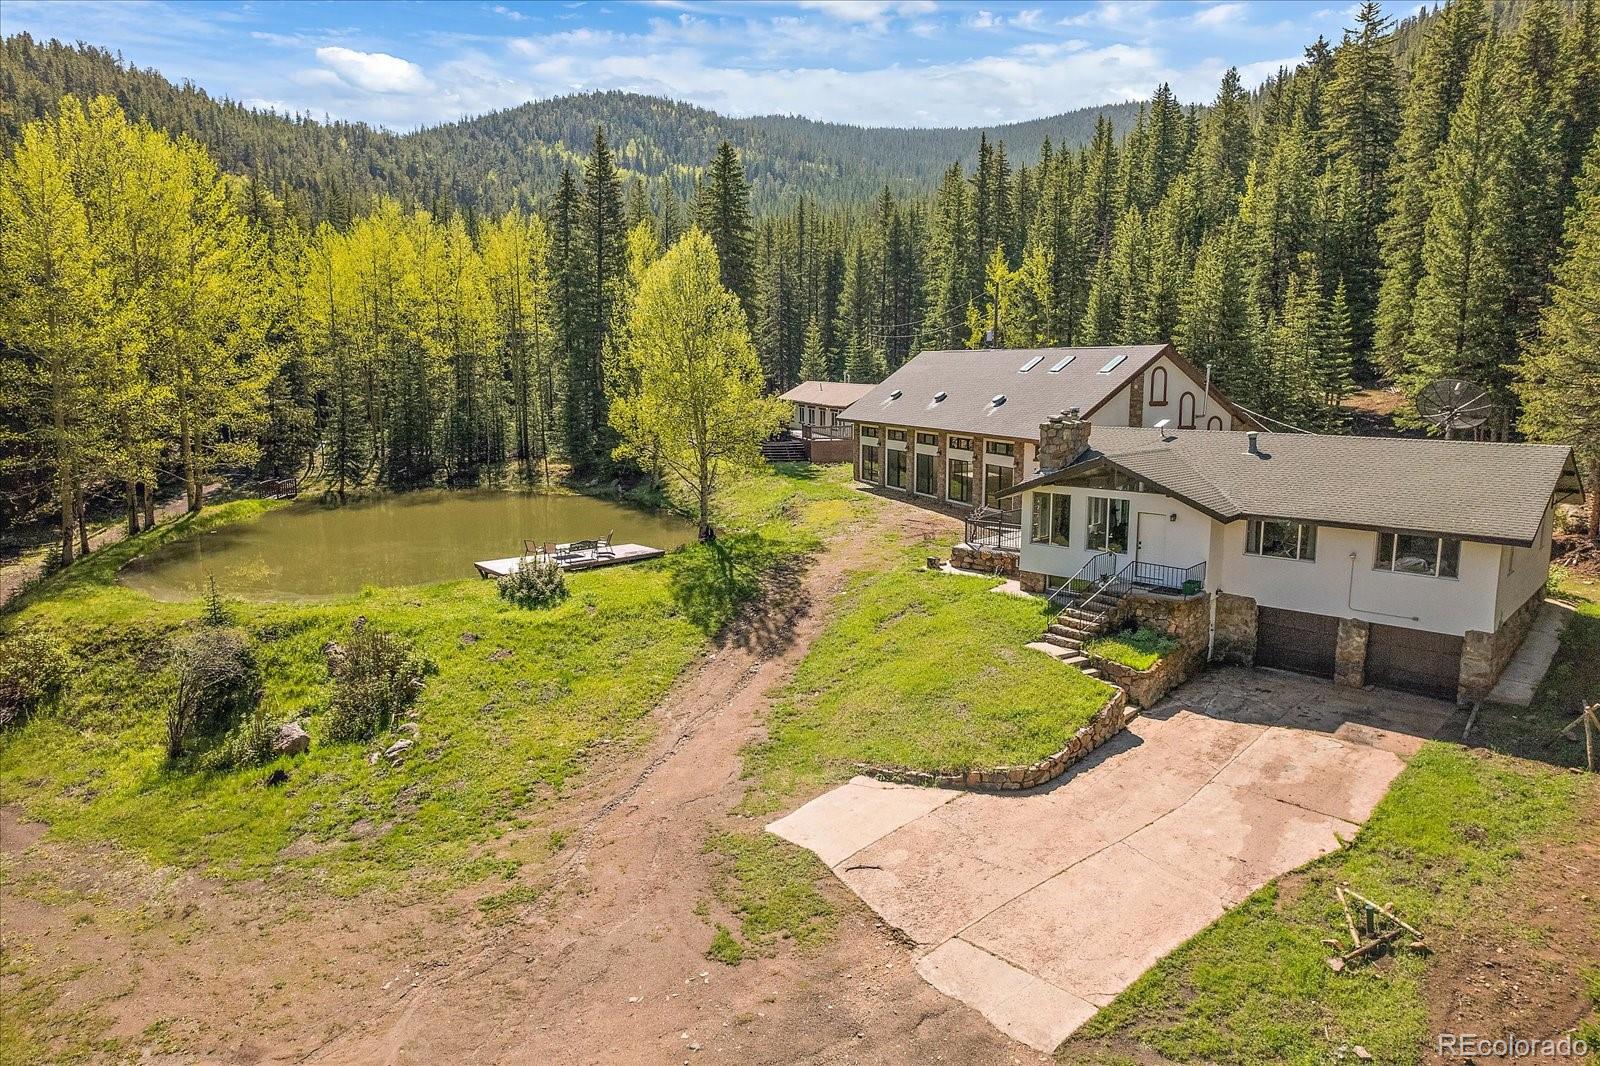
[1085,648,1188,709]
[855,689,1128,792]
[1212,591,1258,665]
[951,542,1020,577]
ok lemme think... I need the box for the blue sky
[2,1,1409,129]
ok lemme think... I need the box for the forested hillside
[4,0,1600,557]
[0,34,1143,215]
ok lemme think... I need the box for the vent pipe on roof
[991,394,1006,406]
[933,391,947,403]
[889,389,902,400]
[1245,431,1260,456]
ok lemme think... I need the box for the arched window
[1148,366,1168,406]
[1207,415,1223,430]
[1178,392,1196,428]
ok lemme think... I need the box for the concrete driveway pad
[767,668,1450,1053]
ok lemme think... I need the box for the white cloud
[1192,3,1248,29]
[490,5,527,21]
[315,46,435,94]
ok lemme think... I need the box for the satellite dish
[1414,378,1494,439]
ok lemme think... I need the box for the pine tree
[572,128,626,473]
[1176,221,1258,407]
[696,141,756,319]
[1516,131,1600,539]
[799,314,828,380]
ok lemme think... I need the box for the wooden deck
[473,543,666,578]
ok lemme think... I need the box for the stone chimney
[1038,408,1091,471]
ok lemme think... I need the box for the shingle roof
[777,380,875,409]
[835,345,1173,439]
[1005,426,1577,547]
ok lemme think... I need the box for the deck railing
[1125,559,1207,594]
[963,508,1021,553]
[787,422,854,441]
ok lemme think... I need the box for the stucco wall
[1017,486,1214,585]
[1133,355,1235,431]
[1493,504,1552,626]
[1211,523,1502,637]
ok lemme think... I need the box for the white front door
[1135,512,1166,564]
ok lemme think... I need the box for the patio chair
[595,530,616,559]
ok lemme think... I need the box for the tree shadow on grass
[665,533,810,656]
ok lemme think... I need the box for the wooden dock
[473,543,666,578]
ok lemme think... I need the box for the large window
[1375,532,1459,578]
[986,440,1015,457]
[947,458,972,503]
[860,443,880,482]
[984,462,1015,509]
[1178,392,1196,428]
[915,451,936,495]
[1245,519,1318,561]
[1149,366,1168,405]
[886,447,907,489]
[1030,492,1071,546]
[948,436,973,452]
[1086,497,1129,554]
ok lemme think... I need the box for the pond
[119,490,697,601]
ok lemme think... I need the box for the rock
[1353,1047,1372,1061]
[273,720,311,757]
[264,768,289,787]
[383,739,414,761]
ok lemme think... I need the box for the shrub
[39,543,65,576]
[323,618,431,742]
[0,628,71,730]
[202,574,233,626]
[198,707,276,772]
[166,627,260,759]
[497,556,568,610]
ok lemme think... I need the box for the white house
[998,413,1582,703]
[836,343,1254,514]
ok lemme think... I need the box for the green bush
[165,626,260,759]
[198,707,276,772]
[496,556,568,610]
[324,619,431,742]
[0,627,71,729]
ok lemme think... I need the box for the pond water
[119,490,697,601]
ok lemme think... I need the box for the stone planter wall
[1459,589,1545,702]
[1085,649,1189,709]
[856,689,1128,792]
[1083,589,1209,707]
[951,543,1020,577]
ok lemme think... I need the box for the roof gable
[777,380,875,408]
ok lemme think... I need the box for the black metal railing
[1046,551,1117,610]
[1124,559,1207,594]
[963,508,1021,552]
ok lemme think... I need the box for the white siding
[1088,388,1131,428]
[1017,486,1214,584]
[1494,504,1552,625]
[1099,355,1238,431]
[1212,523,1501,636]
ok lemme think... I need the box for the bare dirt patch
[4,492,1035,1063]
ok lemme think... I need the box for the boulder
[382,738,414,762]
[273,720,310,757]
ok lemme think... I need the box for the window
[948,436,972,452]
[861,425,880,441]
[887,429,906,442]
[915,432,937,446]
[984,462,1015,508]
[1086,497,1130,554]
[915,451,936,495]
[886,447,907,489]
[1049,355,1075,373]
[1207,416,1223,430]
[1375,532,1459,578]
[986,440,1015,456]
[947,458,972,503]
[1149,366,1168,405]
[1019,354,1044,372]
[1178,392,1196,428]
[1245,519,1318,561]
[1030,492,1071,546]
[860,443,880,482]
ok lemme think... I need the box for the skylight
[1018,354,1044,372]
[1097,354,1128,374]
[1049,355,1075,373]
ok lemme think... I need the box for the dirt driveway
[769,668,1454,1052]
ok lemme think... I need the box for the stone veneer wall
[1459,589,1545,702]
[951,542,1021,577]
[1334,617,1370,688]
[856,689,1128,791]
[1211,591,1258,665]
[1087,590,1209,707]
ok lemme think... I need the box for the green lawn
[1085,626,1180,671]
[739,547,1114,816]
[0,465,865,897]
[1061,570,1600,1064]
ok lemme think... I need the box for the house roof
[835,343,1253,438]
[777,380,875,409]
[1002,426,1580,547]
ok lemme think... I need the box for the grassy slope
[0,465,865,898]
[1062,573,1600,1064]
[739,546,1114,816]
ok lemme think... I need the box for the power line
[1232,404,1312,434]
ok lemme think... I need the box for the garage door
[1366,624,1462,701]
[1256,607,1337,679]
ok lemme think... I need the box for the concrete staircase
[761,437,808,462]
[1037,588,1125,679]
